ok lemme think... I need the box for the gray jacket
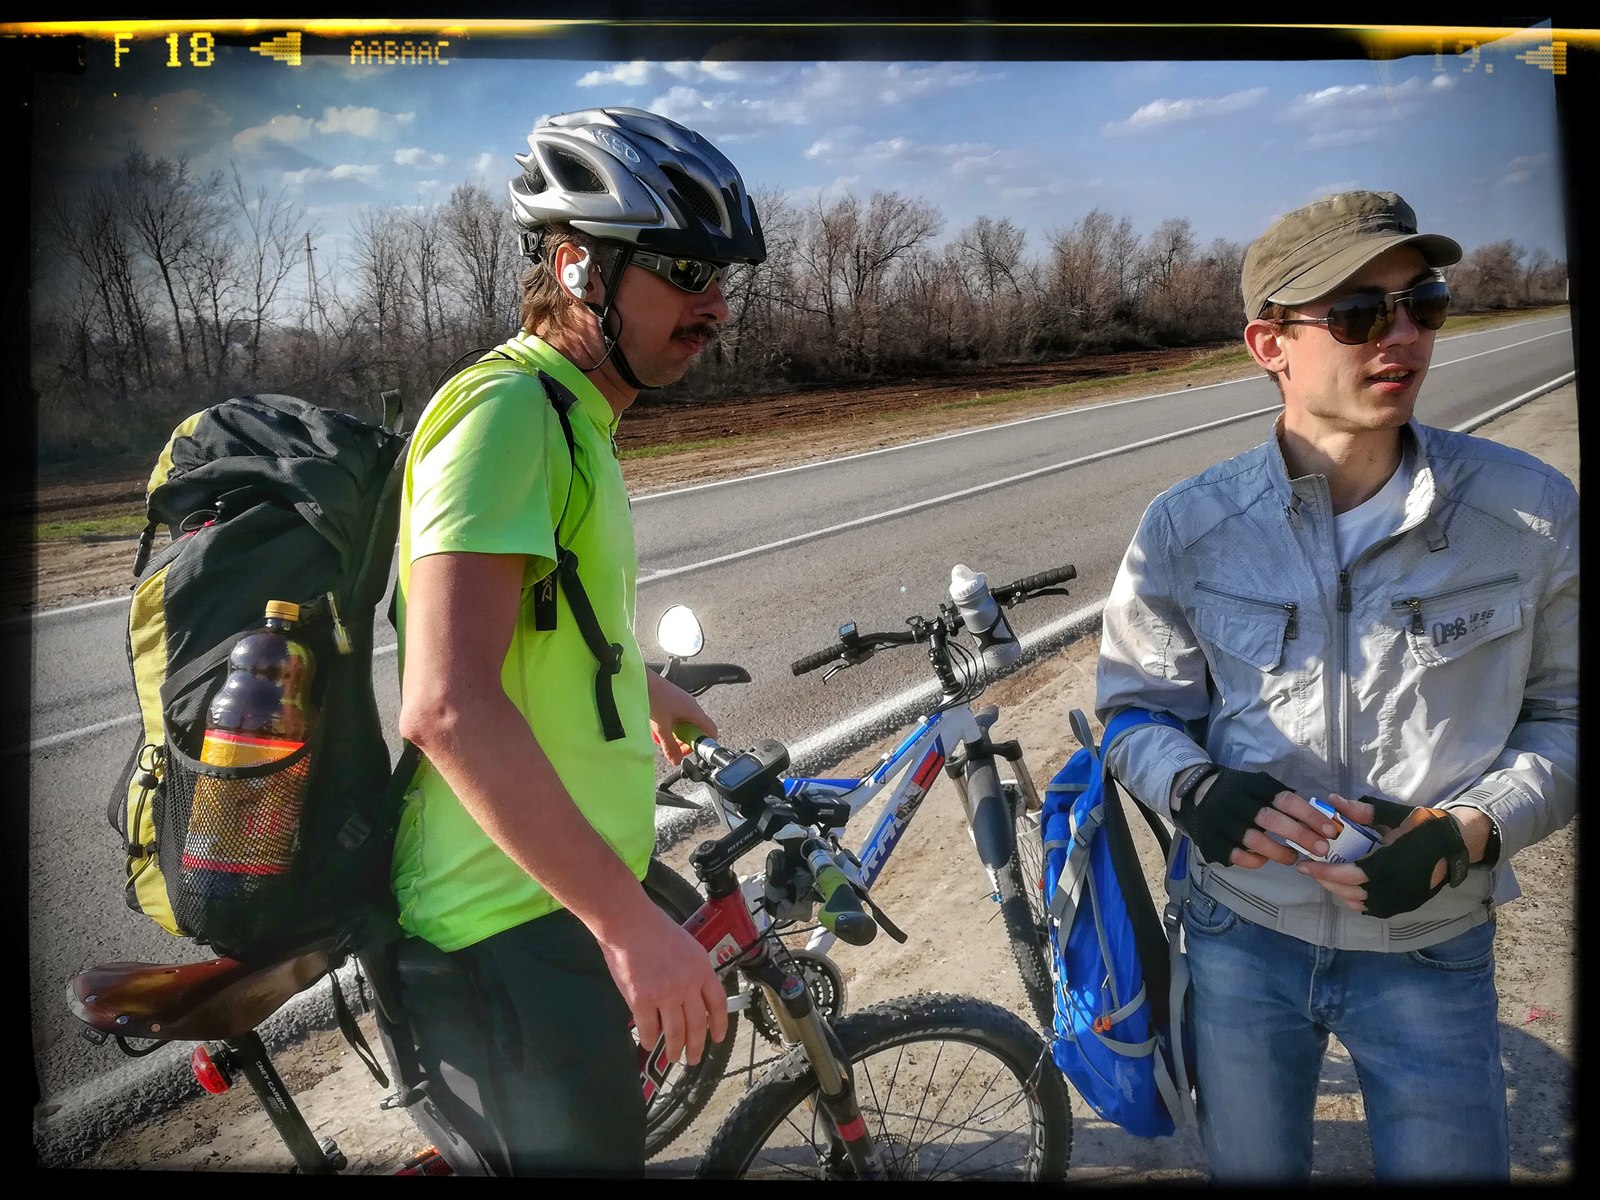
[1099,417,1578,951]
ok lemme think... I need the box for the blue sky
[26,21,1574,271]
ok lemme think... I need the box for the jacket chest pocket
[1391,574,1524,668]
[1192,581,1298,672]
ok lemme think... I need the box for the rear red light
[191,1044,231,1094]
[393,1147,451,1175]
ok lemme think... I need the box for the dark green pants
[394,909,645,1177]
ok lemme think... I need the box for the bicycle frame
[700,699,1038,958]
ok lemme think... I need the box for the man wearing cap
[1095,191,1577,1181]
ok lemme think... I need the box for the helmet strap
[575,244,662,392]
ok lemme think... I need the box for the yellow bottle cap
[265,600,301,622]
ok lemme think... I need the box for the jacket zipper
[1391,573,1522,635]
[1193,581,1299,639]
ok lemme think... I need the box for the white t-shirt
[1333,451,1413,567]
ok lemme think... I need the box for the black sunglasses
[1273,278,1451,345]
[630,250,726,294]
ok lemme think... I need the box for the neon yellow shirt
[391,333,655,952]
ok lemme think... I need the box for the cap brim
[1266,232,1463,308]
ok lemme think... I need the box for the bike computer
[709,738,790,808]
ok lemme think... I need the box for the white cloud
[473,151,501,180]
[576,60,654,87]
[1104,87,1268,134]
[315,105,415,138]
[1302,127,1382,150]
[395,146,446,167]
[282,163,383,187]
[1500,153,1550,185]
[643,62,1000,144]
[234,105,414,154]
[233,114,317,152]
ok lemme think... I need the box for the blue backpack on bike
[1041,707,1197,1138]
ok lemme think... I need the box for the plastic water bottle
[949,564,1021,673]
[183,600,318,891]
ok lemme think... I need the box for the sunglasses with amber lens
[630,250,726,293]
[1273,278,1451,345]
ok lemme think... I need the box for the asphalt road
[24,315,1575,1163]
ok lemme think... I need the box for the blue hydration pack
[1041,707,1198,1138]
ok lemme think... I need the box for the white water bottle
[949,564,1021,673]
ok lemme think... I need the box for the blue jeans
[1182,882,1508,1183]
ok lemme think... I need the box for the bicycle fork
[742,950,890,1181]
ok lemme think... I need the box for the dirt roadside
[55,382,1579,1180]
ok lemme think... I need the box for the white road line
[636,404,1284,584]
[8,640,399,757]
[19,316,1570,627]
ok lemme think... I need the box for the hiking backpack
[1040,707,1198,1138]
[108,393,415,958]
[109,364,625,960]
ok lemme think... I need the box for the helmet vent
[662,166,722,228]
[552,150,607,194]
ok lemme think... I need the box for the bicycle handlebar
[803,841,876,946]
[791,643,844,677]
[789,563,1075,676]
[669,736,878,945]
[993,562,1077,602]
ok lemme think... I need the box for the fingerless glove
[1173,766,1289,865]
[1357,807,1467,919]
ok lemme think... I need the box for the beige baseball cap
[1241,191,1461,322]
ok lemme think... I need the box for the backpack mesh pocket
[158,732,320,952]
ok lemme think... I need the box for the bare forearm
[405,690,654,942]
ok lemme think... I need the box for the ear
[1244,318,1289,373]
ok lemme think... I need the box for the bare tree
[1142,217,1197,293]
[42,177,156,398]
[346,205,413,378]
[120,152,230,382]
[441,183,520,341]
[791,190,943,372]
[1453,240,1523,310]
[230,167,314,379]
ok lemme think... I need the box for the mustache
[674,321,720,341]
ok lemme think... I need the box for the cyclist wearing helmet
[390,107,767,1176]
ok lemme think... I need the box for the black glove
[1173,766,1290,865]
[1355,806,1468,919]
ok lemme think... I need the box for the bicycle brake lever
[856,888,909,944]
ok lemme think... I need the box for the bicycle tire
[995,781,1055,1030]
[640,856,740,1158]
[696,992,1073,1180]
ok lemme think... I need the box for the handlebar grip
[1006,564,1077,595]
[805,845,877,947]
[671,721,707,747]
[791,645,842,676]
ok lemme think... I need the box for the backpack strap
[1100,705,1199,1131]
[533,370,626,743]
[410,352,627,743]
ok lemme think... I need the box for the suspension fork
[740,949,887,1181]
[692,854,887,1180]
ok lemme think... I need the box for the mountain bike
[65,727,1074,1179]
[656,564,1073,1035]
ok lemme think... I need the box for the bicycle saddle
[67,937,338,1042]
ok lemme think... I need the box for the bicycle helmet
[510,106,766,265]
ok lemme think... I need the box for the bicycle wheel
[640,856,739,1158]
[696,992,1073,1180]
[994,780,1055,1029]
